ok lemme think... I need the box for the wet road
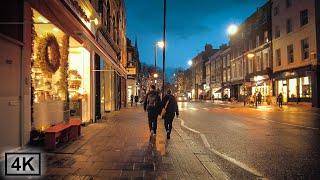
[177,101,320,179]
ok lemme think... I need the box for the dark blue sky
[125,0,267,69]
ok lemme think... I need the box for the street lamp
[153,73,159,78]
[227,24,238,36]
[247,53,255,58]
[162,0,167,98]
[154,41,165,76]
[188,60,192,66]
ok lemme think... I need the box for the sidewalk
[43,106,225,179]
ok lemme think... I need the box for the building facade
[272,0,319,106]
[126,38,141,102]
[190,44,218,99]
[0,0,128,153]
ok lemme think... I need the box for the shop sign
[127,67,136,75]
[284,71,296,77]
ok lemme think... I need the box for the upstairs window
[274,5,279,16]
[276,49,281,66]
[287,44,294,63]
[275,26,280,38]
[301,38,309,60]
[286,19,292,33]
[286,0,292,8]
[300,9,308,27]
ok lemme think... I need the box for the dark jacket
[144,90,161,114]
[161,94,179,118]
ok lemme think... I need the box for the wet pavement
[42,107,224,179]
[178,101,320,179]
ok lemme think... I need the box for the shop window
[301,38,309,60]
[287,44,294,63]
[288,78,297,98]
[276,49,281,66]
[300,9,308,27]
[299,76,311,98]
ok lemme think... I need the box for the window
[300,9,308,27]
[301,38,309,60]
[275,26,280,38]
[286,19,292,33]
[264,31,269,43]
[227,69,231,81]
[287,44,294,63]
[276,49,281,66]
[274,5,279,16]
[223,70,227,82]
[256,35,260,47]
[223,57,226,68]
[227,54,231,66]
[299,76,311,98]
[286,0,292,8]
[248,58,253,74]
[256,55,261,72]
[263,52,269,70]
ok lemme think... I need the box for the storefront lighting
[153,73,159,78]
[247,53,255,58]
[53,27,60,32]
[37,16,49,23]
[93,18,99,25]
[254,76,264,82]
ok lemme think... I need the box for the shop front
[249,75,272,102]
[31,9,93,131]
[274,67,313,104]
[211,84,222,100]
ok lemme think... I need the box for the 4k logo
[5,153,41,176]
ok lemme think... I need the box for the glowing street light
[227,24,238,36]
[157,41,165,48]
[153,73,159,78]
[188,60,193,66]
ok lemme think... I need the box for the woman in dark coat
[161,89,179,139]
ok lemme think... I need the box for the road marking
[203,107,209,111]
[261,118,319,130]
[177,117,264,178]
[189,107,199,111]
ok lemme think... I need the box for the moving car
[176,94,188,102]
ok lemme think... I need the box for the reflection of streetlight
[188,60,192,66]
[227,24,238,36]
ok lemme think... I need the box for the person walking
[134,95,139,106]
[144,85,161,136]
[130,95,134,107]
[278,93,283,108]
[161,89,179,139]
[257,92,262,105]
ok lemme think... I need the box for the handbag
[160,100,170,119]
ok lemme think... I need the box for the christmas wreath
[38,34,61,73]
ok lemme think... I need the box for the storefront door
[0,37,22,153]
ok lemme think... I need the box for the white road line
[261,118,319,130]
[177,117,264,178]
[203,107,209,111]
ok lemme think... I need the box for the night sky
[125,0,267,70]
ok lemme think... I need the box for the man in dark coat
[144,85,161,136]
[161,89,179,139]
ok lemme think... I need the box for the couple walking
[143,85,179,139]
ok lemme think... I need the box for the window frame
[300,9,309,27]
[287,44,294,64]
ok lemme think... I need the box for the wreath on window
[38,34,61,73]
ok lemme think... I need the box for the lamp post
[162,0,167,98]
[154,41,164,72]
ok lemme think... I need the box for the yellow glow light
[153,73,159,78]
[94,18,99,25]
[247,53,255,58]
[157,41,165,48]
[227,24,238,35]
